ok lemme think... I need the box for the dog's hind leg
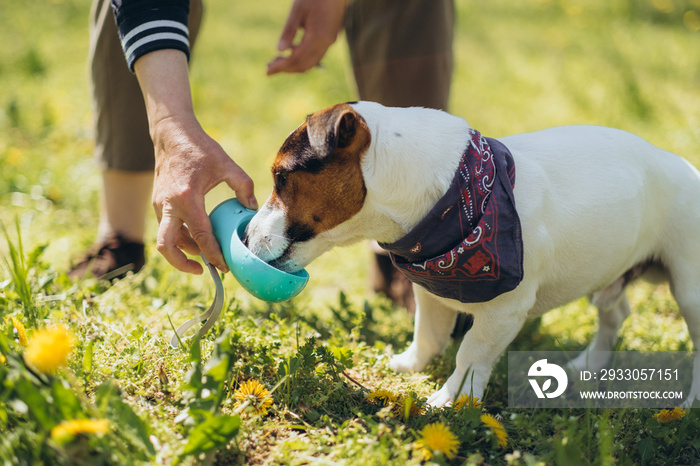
[668,269,700,408]
[390,286,457,373]
[568,277,631,373]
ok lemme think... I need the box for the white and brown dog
[245,101,700,407]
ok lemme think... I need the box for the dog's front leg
[427,306,528,407]
[390,286,458,373]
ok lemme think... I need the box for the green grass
[1,0,700,464]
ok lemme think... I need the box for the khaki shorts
[88,0,452,171]
[88,0,202,171]
[345,0,454,110]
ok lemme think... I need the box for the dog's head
[244,102,372,272]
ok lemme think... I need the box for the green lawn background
[1,0,699,464]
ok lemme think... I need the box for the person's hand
[134,49,257,274]
[150,115,257,274]
[267,0,346,75]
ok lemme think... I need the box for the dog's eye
[274,171,288,190]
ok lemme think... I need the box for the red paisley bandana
[379,130,523,303]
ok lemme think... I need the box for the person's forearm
[133,49,196,142]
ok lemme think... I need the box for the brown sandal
[68,234,145,281]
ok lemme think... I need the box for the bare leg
[97,169,153,243]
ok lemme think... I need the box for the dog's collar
[379,129,523,303]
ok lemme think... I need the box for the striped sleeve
[111,0,191,71]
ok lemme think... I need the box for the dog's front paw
[389,345,430,373]
[427,385,454,408]
[426,366,490,408]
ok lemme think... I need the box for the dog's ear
[307,104,358,159]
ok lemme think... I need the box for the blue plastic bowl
[209,198,309,302]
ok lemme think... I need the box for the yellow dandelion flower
[24,325,75,374]
[481,413,508,448]
[233,379,273,416]
[653,407,687,423]
[12,317,28,347]
[51,419,109,443]
[415,422,460,460]
[391,396,424,419]
[454,394,482,410]
[366,389,398,406]
[0,353,5,364]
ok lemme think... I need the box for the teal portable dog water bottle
[171,198,309,347]
[209,198,309,302]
